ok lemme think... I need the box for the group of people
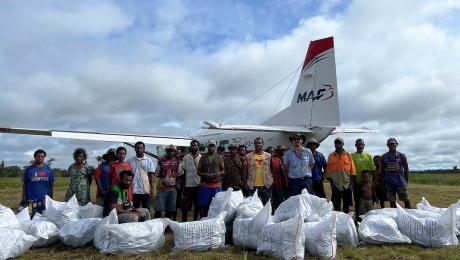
[20,134,410,223]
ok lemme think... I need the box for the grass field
[2,174,460,259]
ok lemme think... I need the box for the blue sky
[1,0,460,170]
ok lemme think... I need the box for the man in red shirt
[266,147,287,211]
[109,147,132,186]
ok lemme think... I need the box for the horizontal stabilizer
[202,121,313,133]
[0,127,192,146]
[331,127,380,134]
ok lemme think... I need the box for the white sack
[236,190,263,219]
[169,212,226,252]
[303,213,337,259]
[322,212,358,247]
[417,197,460,235]
[273,192,332,223]
[0,227,36,260]
[208,188,244,223]
[45,195,79,228]
[359,214,411,244]
[59,218,102,247]
[233,201,271,249]
[396,203,458,247]
[257,215,305,260]
[363,208,398,219]
[16,207,31,224]
[79,202,103,219]
[0,204,22,229]
[99,219,166,255]
[94,209,119,251]
[19,211,59,247]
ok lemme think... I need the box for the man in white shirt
[179,140,202,221]
[128,141,156,212]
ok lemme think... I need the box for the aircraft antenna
[221,65,302,123]
[272,64,301,116]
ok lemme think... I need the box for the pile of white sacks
[1,190,459,260]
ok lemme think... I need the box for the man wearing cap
[243,138,273,205]
[154,144,182,218]
[351,139,375,220]
[283,133,315,196]
[380,138,411,208]
[266,146,287,210]
[197,140,225,217]
[94,148,116,206]
[128,141,156,212]
[223,144,243,191]
[179,140,202,222]
[325,137,356,213]
[306,138,327,199]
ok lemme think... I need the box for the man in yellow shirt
[243,138,273,205]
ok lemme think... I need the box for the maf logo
[296,84,334,103]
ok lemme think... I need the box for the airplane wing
[331,127,380,134]
[0,127,192,146]
[202,121,313,133]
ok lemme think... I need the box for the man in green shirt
[351,139,375,221]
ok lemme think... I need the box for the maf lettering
[296,84,334,103]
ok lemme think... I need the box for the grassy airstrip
[2,174,460,259]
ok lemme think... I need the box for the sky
[1,0,459,170]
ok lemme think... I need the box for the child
[373,155,387,208]
[358,170,375,219]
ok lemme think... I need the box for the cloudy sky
[1,0,459,170]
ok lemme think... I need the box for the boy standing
[358,170,375,219]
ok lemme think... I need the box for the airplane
[0,36,377,157]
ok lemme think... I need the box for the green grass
[2,176,460,259]
[409,173,460,186]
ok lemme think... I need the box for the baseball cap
[387,138,398,145]
[165,144,177,151]
[207,140,217,146]
[334,137,344,144]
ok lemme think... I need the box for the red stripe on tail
[301,36,334,71]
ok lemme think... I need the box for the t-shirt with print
[111,184,133,209]
[23,164,55,201]
[94,161,111,197]
[156,158,181,192]
[253,153,264,187]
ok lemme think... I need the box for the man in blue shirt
[22,149,55,216]
[306,138,327,198]
[283,133,315,196]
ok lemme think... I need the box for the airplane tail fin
[263,36,340,127]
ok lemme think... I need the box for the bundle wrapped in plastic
[396,203,458,247]
[321,212,358,247]
[303,213,337,259]
[273,191,332,223]
[0,204,23,230]
[79,202,103,219]
[359,214,411,244]
[233,200,271,249]
[59,218,102,247]
[45,195,80,228]
[94,209,166,255]
[236,190,263,219]
[0,227,36,260]
[208,188,244,223]
[169,212,226,251]
[257,215,305,260]
[16,209,59,247]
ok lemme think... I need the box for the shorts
[154,190,177,212]
[386,184,409,202]
[197,186,222,207]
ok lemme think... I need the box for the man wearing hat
[351,139,375,220]
[325,137,356,213]
[283,133,315,196]
[380,138,411,208]
[222,144,243,191]
[154,144,182,218]
[94,148,116,206]
[306,138,327,199]
[197,140,225,217]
